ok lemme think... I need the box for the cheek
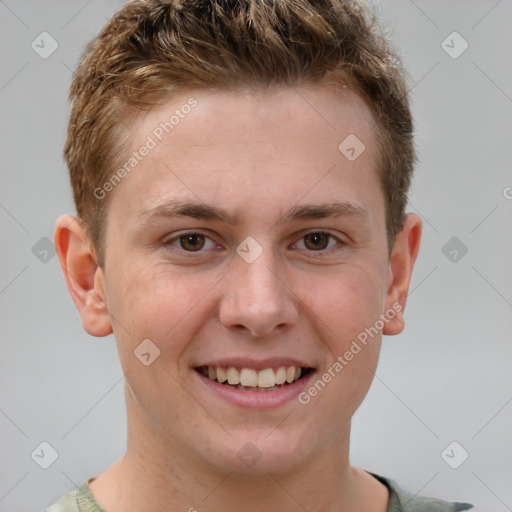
[300,262,387,349]
[298,264,386,421]
[316,345,380,439]
[107,263,223,362]
[106,265,222,425]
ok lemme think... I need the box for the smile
[196,365,312,392]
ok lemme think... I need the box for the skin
[54,84,421,512]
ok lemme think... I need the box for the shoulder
[370,473,474,512]
[43,478,104,512]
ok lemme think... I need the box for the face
[90,85,401,475]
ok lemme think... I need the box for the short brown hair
[64,0,415,266]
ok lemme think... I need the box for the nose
[219,251,300,337]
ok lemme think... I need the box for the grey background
[0,0,511,510]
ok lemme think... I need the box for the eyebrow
[136,199,369,226]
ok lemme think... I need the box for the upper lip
[195,357,314,370]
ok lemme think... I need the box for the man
[48,0,473,510]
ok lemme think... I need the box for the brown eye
[303,232,331,250]
[179,233,205,251]
[164,232,219,254]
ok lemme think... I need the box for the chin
[203,431,313,478]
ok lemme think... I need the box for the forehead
[107,85,382,224]
[138,85,376,153]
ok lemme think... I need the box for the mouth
[195,365,314,392]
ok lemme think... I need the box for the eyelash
[162,231,345,255]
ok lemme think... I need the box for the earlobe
[382,213,422,336]
[54,215,113,337]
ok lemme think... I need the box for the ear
[54,215,113,337]
[382,213,422,336]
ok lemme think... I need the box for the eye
[294,232,341,251]
[164,232,218,252]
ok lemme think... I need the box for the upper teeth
[201,366,303,388]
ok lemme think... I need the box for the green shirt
[45,473,473,512]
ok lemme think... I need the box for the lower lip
[194,369,316,409]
